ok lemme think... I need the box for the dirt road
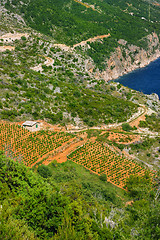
[53,34,111,51]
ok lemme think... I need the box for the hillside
[1,0,160,77]
[1,3,160,126]
[0,0,160,173]
[0,9,139,126]
[3,0,160,45]
[0,1,160,239]
[0,152,160,239]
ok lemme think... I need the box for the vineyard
[68,141,147,188]
[0,121,154,189]
[0,121,75,166]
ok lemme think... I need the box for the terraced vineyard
[68,141,147,188]
[0,121,155,189]
[0,121,75,166]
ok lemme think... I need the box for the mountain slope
[1,0,160,72]
[3,0,160,45]
[0,11,138,126]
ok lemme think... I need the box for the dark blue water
[115,58,160,97]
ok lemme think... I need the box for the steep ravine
[85,32,160,82]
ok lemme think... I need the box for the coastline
[112,52,160,81]
[88,32,160,82]
[113,56,160,98]
[95,50,160,82]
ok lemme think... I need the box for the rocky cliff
[85,32,160,82]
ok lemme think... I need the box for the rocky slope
[1,0,160,83]
[85,32,160,81]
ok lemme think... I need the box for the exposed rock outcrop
[86,32,160,82]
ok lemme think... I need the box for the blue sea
[115,58,160,98]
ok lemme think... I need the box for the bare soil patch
[53,34,110,51]
[0,46,15,52]
[44,139,87,164]
[130,113,146,128]
[73,34,111,48]
[0,32,29,42]
[107,132,140,144]
[30,56,54,72]
[125,200,134,207]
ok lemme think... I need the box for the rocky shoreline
[86,32,160,82]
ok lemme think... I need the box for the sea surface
[115,58,160,98]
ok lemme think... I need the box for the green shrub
[37,164,52,178]
[21,36,26,41]
[99,174,107,182]
[122,123,132,132]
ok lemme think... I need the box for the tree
[37,164,52,178]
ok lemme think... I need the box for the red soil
[107,132,140,144]
[130,114,146,128]
[68,140,148,189]
[44,139,87,164]
[30,137,77,167]
[45,135,96,164]
[0,121,75,167]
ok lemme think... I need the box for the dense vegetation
[0,35,137,126]
[139,114,160,132]
[3,0,160,45]
[2,0,160,70]
[0,152,159,239]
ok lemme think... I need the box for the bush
[21,36,26,41]
[37,164,52,178]
[139,120,148,128]
[122,123,132,132]
[99,174,107,182]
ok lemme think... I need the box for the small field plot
[68,141,147,189]
[0,121,75,166]
[107,132,140,144]
[0,122,29,147]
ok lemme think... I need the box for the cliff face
[85,32,160,82]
